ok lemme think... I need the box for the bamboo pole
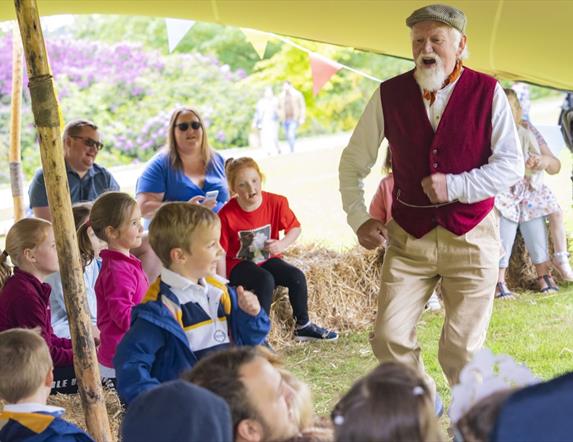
[9,26,25,221]
[13,1,112,441]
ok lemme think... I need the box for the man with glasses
[29,119,119,220]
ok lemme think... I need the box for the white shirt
[160,268,231,351]
[339,75,524,232]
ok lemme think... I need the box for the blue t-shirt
[28,162,119,208]
[136,151,229,214]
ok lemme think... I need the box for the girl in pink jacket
[78,192,148,383]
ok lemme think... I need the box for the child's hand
[236,286,261,316]
[264,239,284,255]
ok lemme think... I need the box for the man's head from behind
[122,380,233,442]
[63,119,102,173]
[406,4,468,91]
[0,328,53,403]
[184,347,298,442]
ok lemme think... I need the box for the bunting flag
[309,53,342,95]
[241,28,271,59]
[165,18,195,53]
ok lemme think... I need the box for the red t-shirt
[218,191,301,277]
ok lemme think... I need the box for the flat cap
[406,4,466,34]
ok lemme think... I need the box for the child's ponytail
[77,221,95,269]
[0,250,12,289]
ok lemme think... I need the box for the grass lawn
[283,285,573,418]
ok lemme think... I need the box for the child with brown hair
[114,203,269,404]
[218,157,337,341]
[46,203,103,340]
[495,89,569,297]
[331,362,443,442]
[0,328,93,441]
[0,218,77,394]
[77,192,149,383]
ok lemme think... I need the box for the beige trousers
[369,211,500,396]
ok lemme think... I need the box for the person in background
[28,119,119,221]
[495,89,565,298]
[135,106,229,280]
[369,147,442,311]
[254,86,280,155]
[46,203,103,340]
[278,81,306,153]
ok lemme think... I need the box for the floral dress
[495,123,560,223]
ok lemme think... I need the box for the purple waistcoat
[380,67,496,238]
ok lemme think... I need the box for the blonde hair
[166,107,212,171]
[149,203,220,268]
[0,328,53,403]
[256,346,314,431]
[224,157,265,194]
[504,88,522,125]
[77,192,137,265]
[0,218,52,289]
[332,362,442,442]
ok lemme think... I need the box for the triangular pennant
[242,28,271,59]
[165,18,195,53]
[309,53,342,95]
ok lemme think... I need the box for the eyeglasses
[71,136,104,151]
[175,121,202,132]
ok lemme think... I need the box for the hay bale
[505,230,571,291]
[47,388,123,441]
[268,244,383,347]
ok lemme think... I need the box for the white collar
[3,403,65,414]
[161,267,205,291]
[161,268,229,290]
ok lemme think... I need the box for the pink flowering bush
[0,32,260,183]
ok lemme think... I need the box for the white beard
[414,54,448,91]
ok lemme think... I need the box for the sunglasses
[71,136,104,151]
[175,121,202,132]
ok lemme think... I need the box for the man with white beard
[339,4,523,413]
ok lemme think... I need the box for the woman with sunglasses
[134,107,230,279]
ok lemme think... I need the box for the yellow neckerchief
[423,59,463,106]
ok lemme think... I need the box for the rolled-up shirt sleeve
[446,83,524,203]
[339,89,386,232]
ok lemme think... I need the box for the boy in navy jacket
[0,329,93,442]
[114,203,270,404]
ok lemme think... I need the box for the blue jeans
[499,216,549,268]
[283,120,298,152]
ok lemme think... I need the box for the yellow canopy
[1,0,572,91]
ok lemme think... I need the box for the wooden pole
[8,26,25,221]
[13,1,112,441]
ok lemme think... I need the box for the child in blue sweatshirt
[114,203,270,404]
[0,328,93,442]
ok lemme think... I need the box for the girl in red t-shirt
[218,157,337,342]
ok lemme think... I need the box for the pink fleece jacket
[96,249,149,368]
[369,173,394,225]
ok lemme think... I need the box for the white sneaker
[425,292,441,312]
